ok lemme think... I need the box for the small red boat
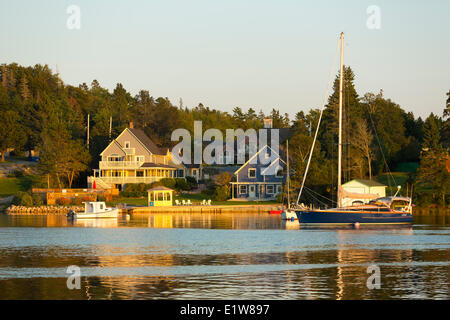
[269,210,283,215]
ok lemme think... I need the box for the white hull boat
[68,201,119,219]
[281,209,297,220]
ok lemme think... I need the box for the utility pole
[87,114,90,150]
[109,116,112,140]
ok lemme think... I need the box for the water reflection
[0,213,448,299]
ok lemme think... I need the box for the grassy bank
[0,176,38,198]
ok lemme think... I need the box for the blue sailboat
[294,33,413,225]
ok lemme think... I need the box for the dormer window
[276,166,283,178]
[248,168,257,178]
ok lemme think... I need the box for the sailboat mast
[287,139,290,209]
[337,32,344,207]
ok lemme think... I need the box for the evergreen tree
[0,110,25,161]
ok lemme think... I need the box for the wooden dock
[125,204,285,215]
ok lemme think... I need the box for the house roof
[234,144,282,175]
[343,179,386,187]
[147,186,173,192]
[128,128,167,155]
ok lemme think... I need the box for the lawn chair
[182,200,186,206]
[207,199,211,206]
[187,200,192,206]
[175,200,181,206]
[201,199,207,206]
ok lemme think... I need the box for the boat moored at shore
[67,201,119,219]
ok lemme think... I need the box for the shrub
[97,195,106,202]
[81,196,92,202]
[137,183,147,192]
[20,193,33,206]
[56,197,71,205]
[12,192,27,205]
[213,185,230,201]
[13,170,24,178]
[13,192,33,207]
[175,178,189,191]
[160,178,176,189]
[72,197,82,205]
[123,184,138,192]
[32,194,43,206]
[120,191,144,198]
[186,176,198,189]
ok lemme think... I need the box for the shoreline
[2,203,449,216]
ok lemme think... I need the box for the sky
[1,0,449,119]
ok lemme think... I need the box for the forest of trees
[0,63,448,205]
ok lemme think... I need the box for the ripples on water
[0,213,448,299]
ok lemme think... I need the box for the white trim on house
[100,139,126,157]
[234,145,282,175]
[260,157,286,175]
[239,185,248,194]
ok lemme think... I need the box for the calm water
[0,213,448,300]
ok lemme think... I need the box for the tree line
[0,63,448,205]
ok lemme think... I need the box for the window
[276,166,284,178]
[124,141,130,148]
[276,185,281,193]
[249,185,255,192]
[178,170,184,178]
[266,185,274,194]
[136,170,144,177]
[136,156,144,162]
[248,168,257,178]
[192,169,198,176]
[239,185,248,194]
[108,154,121,161]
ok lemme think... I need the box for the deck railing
[99,161,144,169]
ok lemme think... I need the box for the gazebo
[147,186,173,207]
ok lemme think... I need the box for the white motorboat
[68,201,119,219]
[281,209,297,221]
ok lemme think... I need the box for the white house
[341,179,387,206]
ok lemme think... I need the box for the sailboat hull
[296,210,413,225]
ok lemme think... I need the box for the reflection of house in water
[81,244,179,299]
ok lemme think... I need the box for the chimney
[263,118,273,129]
[129,122,134,129]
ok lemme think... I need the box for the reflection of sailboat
[282,219,300,230]
[281,140,297,220]
[294,33,413,225]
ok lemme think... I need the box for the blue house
[230,145,286,201]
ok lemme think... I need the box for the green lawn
[107,193,279,207]
[0,176,39,197]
